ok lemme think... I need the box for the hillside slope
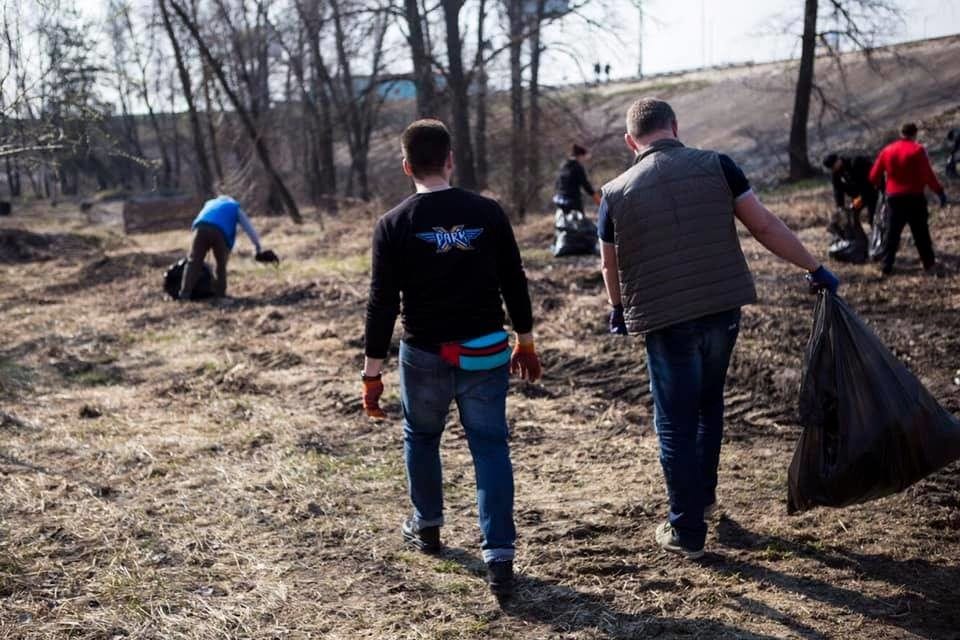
[567,35,960,187]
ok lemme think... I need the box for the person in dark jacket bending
[553,144,601,212]
[822,153,880,226]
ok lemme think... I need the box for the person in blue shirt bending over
[179,195,279,299]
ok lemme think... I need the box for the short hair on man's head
[626,97,677,139]
[571,143,588,157]
[401,119,451,177]
[901,122,918,138]
[822,153,839,169]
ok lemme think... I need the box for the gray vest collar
[633,138,684,165]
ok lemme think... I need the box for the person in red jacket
[869,122,949,276]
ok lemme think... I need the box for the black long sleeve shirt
[364,188,534,359]
[554,158,595,210]
[832,155,876,208]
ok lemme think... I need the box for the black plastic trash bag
[553,208,599,257]
[827,209,867,264]
[787,291,960,514]
[868,196,891,262]
[163,258,215,300]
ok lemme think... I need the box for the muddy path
[1,190,959,639]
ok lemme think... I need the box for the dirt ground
[1,179,959,640]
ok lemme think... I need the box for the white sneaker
[655,521,705,560]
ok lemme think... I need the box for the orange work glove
[510,341,542,382]
[851,196,863,211]
[592,192,602,206]
[362,374,386,420]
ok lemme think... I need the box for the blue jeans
[645,308,741,550]
[399,342,516,563]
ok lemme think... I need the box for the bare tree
[473,0,489,188]
[788,0,900,180]
[403,0,438,117]
[158,0,214,196]
[440,0,477,189]
[526,0,547,207]
[326,0,392,200]
[167,0,302,222]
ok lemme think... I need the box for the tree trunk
[404,0,437,117]
[5,158,20,197]
[789,0,818,180]
[508,0,526,219]
[474,0,488,188]
[168,0,301,222]
[441,0,477,190]
[298,0,336,196]
[159,0,214,197]
[527,0,545,208]
[202,63,224,182]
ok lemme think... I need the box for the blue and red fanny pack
[439,331,510,371]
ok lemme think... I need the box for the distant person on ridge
[553,144,601,213]
[361,118,541,599]
[598,97,837,559]
[179,194,279,299]
[822,152,879,227]
[869,122,948,277]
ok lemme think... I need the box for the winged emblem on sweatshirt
[416,225,484,253]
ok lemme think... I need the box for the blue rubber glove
[609,304,628,335]
[806,265,840,295]
[939,192,948,208]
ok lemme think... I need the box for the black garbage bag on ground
[827,209,867,264]
[163,258,215,300]
[868,196,891,262]
[553,208,599,257]
[787,292,960,514]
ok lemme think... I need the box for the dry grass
[1,178,959,639]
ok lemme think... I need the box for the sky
[553,0,960,84]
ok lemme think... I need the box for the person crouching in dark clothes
[822,153,880,226]
[869,122,949,277]
[553,144,601,212]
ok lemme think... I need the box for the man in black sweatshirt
[822,152,880,226]
[362,119,541,599]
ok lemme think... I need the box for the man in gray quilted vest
[598,97,838,559]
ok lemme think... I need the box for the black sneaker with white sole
[401,519,441,554]
[487,560,515,598]
[655,521,704,560]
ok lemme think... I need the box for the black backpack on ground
[553,208,599,257]
[163,258,215,300]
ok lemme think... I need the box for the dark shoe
[924,264,945,278]
[487,560,515,598]
[401,519,441,554]
[655,521,705,560]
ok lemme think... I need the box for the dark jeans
[399,342,516,563]
[882,194,935,273]
[646,308,741,550]
[180,223,229,298]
